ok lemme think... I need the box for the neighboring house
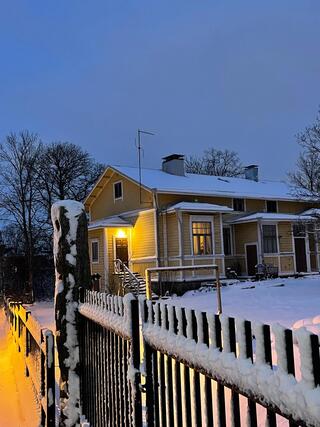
[85,154,319,291]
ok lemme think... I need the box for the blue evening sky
[1,1,320,179]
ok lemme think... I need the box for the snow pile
[143,302,320,426]
[79,293,135,339]
[293,315,320,338]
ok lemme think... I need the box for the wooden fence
[4,298,55,427]
[78,289,320,427]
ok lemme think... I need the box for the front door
[294,238,307,272]
[246,244,258,276]
[115,238,129,266]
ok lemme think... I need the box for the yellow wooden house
[85,154,319,292]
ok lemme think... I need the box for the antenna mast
[137,129,155,204]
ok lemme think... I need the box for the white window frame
[113,180,123,201]
[91,239,99,264]
[265,200,278,213]
[190,215,215,256]
[223,225,233,256]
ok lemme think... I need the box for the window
[114,181,123,200]
[223,227,232,256]
[262,225,277,253]
[293,223,306,237]
[91,240,99,263]
[192,222,213,255]
[233,198,245,212]
[266,200,277,213]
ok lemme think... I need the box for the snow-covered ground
[170,275,320,330]
[0,309,40,427]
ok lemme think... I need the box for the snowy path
[0,308,40,427]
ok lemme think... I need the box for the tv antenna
[136,129,155,204]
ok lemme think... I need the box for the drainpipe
[257,219,263,263]
[152,189,161,267]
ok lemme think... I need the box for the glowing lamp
[116,229,127,239]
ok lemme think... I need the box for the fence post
[130,298,142,427]
[44,330,55,427]
[51,200,91,427]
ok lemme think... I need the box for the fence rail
[4,298,55,427]
[78,289,320,427]
[78,289,142,427]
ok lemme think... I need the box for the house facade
[85,155,319,291]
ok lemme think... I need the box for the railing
[4,298,55,427]
[78,289,320,427]
[78,289,142,427]
[114,258,143,295]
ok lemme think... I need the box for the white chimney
[162,154,185,176]
[244,165,259,181]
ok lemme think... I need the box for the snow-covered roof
[165,202,233,214]
[301,208,320,216]
[89,216,132,230]
[225,212,314,224]
[111,165,300,201]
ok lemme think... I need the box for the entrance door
[294,238,307,272]
[115,238,129,266]
[246,244,258,276]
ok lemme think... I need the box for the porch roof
[165,201,234,214]
[301,208,320,216]
[224,212,314,224]
[88,216,132,230]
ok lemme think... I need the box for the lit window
[114,182,123,200]
[91,241,99,263]
[262,225,277,253]
[192,222,212,255]
[266,200,277,213]
[233,198,245,212]
[223,227,232,255]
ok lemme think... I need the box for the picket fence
[78,289,320,427]
[4,298,55,427]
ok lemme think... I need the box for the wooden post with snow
[51,200,91,427]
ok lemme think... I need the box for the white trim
[154,209,159,267]
[291,223,297,273]
[113,180,123,201]
[90,239,99,264]
[103,229,108,291]
[189,215,215,256]
[131,256,157,262]
[245,242,258,276]
[122,207,156,218]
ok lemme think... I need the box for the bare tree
[0,132,44,300]
[186,148,243,177]
[290,111,320,199]
[39,142,105,219]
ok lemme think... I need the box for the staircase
[113,259,146,297]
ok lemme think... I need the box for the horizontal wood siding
[166,213,179,257]
[88,229,105,288]
[90,172,153,220]
[277,201,311,214]
[131,211,156,259]
[234,223,258,255]
[278,222,293,253]
[280,256,295,273]
[131,261,157,278]
[157,194,233,209]
[182,213,192,256]
[214,215,222,254]
[246,199,265,211]
[264,256,278,268]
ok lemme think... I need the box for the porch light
[116,229,127,239]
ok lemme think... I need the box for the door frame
[245,242,258,276]
[294,236,310,273]
[113,235,130,266]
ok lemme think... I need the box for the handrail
[113,259,143,294]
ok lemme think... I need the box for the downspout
[257,219,263,263]
[152,189,161,267]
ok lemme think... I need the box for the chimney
[162,154,185,176]
[244,165,259,182]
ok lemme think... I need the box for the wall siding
[90,172,153,220]
[280,256,295,273]
[131,211,156,259]
[234,223,258,255]
[88,229,105,289]
[278,222,293,253]
[166,213,179,257]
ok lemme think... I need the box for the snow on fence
[78,288,142,427]
[4,297,55,427]
[78,289,320,427]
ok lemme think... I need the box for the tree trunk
[51,200,90,427]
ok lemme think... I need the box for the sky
[1,1,320,180]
